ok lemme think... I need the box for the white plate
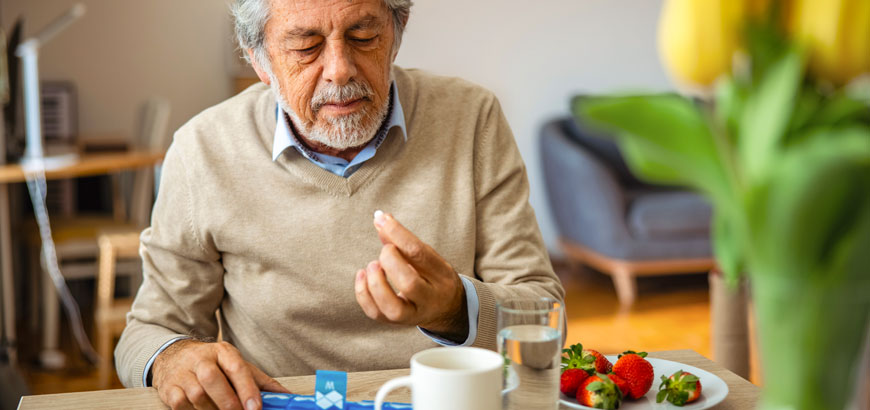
[560,356,729,409]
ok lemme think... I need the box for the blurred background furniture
[28,97,170,368]
[539,116,715,308]
[95,231,139,389]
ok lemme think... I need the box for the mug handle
[374,375,412,410]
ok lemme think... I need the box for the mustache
[311,80,373,112]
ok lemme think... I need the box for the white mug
[374,346,504,410]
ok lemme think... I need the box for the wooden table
[0,151,165,366]
[17,350,760,409]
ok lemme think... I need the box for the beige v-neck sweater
[115,66,565,388]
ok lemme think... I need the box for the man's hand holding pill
[354,210,470,343]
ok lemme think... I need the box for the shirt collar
[272,81,406,161]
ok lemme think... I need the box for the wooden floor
[15,259,760,397]
[559,263,713,358]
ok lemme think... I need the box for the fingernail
[374,209,386,228]
[356,270,364,281]
[246,398,258,410]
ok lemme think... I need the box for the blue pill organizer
[261,392,411,410]
[261,370,412,410]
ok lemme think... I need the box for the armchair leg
[611,269,637,309]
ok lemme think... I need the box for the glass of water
[497,298,564,410]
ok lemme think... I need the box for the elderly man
[115,0,564,409]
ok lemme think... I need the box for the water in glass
[498,324,561,410]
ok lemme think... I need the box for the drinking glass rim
[496,297,563,314]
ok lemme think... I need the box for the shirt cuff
[142,336,190,387]
[418,276,479,346]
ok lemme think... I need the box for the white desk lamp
[16,4,100,369]
[17,4,86,170]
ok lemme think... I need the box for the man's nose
[322,41,357,86]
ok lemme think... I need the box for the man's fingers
[216,345,262,410]
[179,370,218,410]
[354,269,384,320]
[162,385,195,410]
[194,359,242,410]
[373,212,442,273]
[250,365,291,394]
[366,261,413,322]
[379,244,426,299]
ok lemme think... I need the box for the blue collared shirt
[141,81,480,387]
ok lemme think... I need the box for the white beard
[272,77,389,150]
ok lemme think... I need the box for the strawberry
[560,368,589,396]
[561,343,613,374]
[576,373,623,410]
[584,349,613,374]
[607,373,630,398]
[612,350,654,399]
[656,370,702,406]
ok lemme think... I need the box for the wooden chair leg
[97,324,112,389]
[611,268,637,309]
[40,261,65,369]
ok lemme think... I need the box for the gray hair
[232,0,412,73]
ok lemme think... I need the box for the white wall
[395,0,673,251]
[1,0,237,144]
[2,0,671,252]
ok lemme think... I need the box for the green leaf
[786,88,821,136]
[574,94,730,204]
[617,137,687,184]
[656,390,669,403]
[810,92,869,127]
[586,381,604,391]
[739,47,804,182]
[759,127,870,276]
[715,77,747,143]
[712,218,744,284]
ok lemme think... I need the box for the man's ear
[247,49,272,85]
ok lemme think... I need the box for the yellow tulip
[790,0,870,85]
[658,0,746,87]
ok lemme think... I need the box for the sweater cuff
[417,276,479,346]
[126,332,189,388]
[465,276,498,351]
[143,336,192,387]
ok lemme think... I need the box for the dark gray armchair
[540,116,715,307]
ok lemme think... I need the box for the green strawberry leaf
[586,381,604,392]
[656,390,668,403]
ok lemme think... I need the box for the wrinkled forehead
[266,0,391,38]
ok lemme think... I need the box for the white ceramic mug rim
[410,347,502,375]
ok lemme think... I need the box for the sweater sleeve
[468,95,566,350]
[114,138,225,387]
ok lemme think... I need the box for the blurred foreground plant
[575,1,870,409]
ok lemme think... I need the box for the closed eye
[352,36,377,45]
[295,44,321,54]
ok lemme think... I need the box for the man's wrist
[421,281,469,342]
[152,338,199,387]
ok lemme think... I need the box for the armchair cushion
[628,191,711,240]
